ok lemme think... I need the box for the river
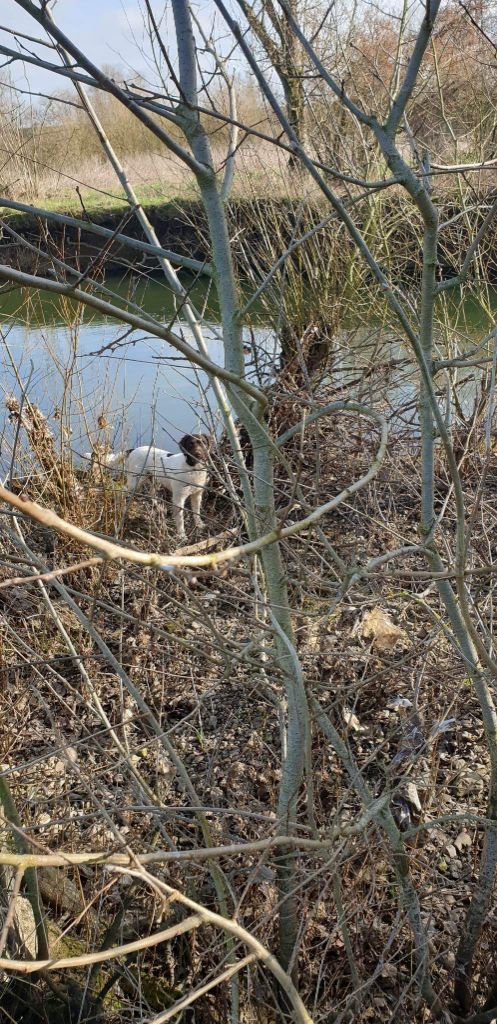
[0,273,495,472]
[0,273,275,467]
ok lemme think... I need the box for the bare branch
[0,196,210,274]
[0,914,203,973]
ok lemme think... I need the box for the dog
[124,433,212,539]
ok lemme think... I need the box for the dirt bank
[2,192,497,282]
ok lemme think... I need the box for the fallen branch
[0,796,389,870]
[0,913,202,973]
[0,557,102,589]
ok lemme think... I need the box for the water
[0,274,276,467]
[328,288,497,433]
[0,273,496,473]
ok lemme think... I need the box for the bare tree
[1,1,497,1022]
[236,0,308,157]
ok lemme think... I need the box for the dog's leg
[126,472,138,495]
[190,487,204,532]
[171,486,187,539]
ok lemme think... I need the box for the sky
[0,0,207,97]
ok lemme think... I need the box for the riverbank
[2,186,497,283]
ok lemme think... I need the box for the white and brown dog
[84,434,212,538]
[124,434,212,539]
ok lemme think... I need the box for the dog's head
[179,433,213,467]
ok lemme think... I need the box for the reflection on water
[331,288,497,434]
[357,355,494,436]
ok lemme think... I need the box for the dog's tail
[102,450,129,469]
[83,449,131,469]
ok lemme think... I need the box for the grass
[0,142,317,226]
[36,181,190,222]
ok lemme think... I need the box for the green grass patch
[1,180,201,228]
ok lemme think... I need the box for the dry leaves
[342,706,365,732]
[359,607,407,651]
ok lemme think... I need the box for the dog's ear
[179,434,194,455]
[200,433,214,451]
[179,434,197,466]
